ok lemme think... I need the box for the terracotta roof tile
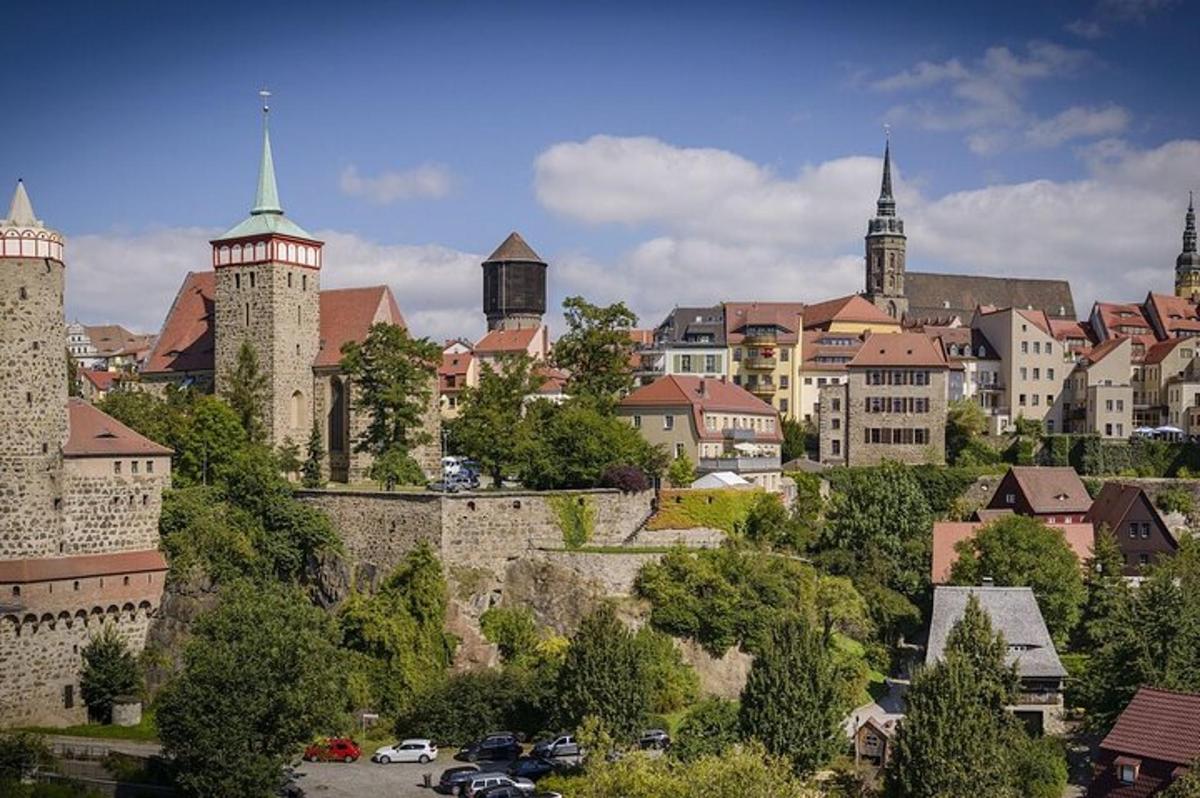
[475,326,541,354]
[620,374,782,443]
[802,295,896,330]
[1080,336,1129,367]
[1144,337,1190,365]
[801,330,863,371]
[81,371,117,391]
[1100,687,1200,766]
[724,302,804,343]
[142,271,215,375]
[847,332,948,368]
[0,550,168,584]
[64,399,173,457]
[315,286,405,367]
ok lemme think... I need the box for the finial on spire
[876,131,896,217]
[251,88,282,216]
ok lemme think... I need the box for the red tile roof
[315,286,405,367]
[620,374,782,442]
[802,295,896,330]
[144,272,404,373]
[64,399,172,457]
[81,371,117,392]
[931,520,1094,584]
[1049,319,1097,347]
[475,326,542,354]
[801,330,864,372]
[1101,687,1200,766]
[848,331,948,368]
[1144,337,1190,365]
[1145,292,1200,339]
[142,271,215,375]
[0,550,168,584]
[1080,336,1129,367]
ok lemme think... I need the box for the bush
[0,732,52,784]
[367,448,427,489]
[666,455,697,488]
[633,627,699,714]
[671,698,741,762]
[1156,485,1196,516]
[600,464,649,493]
[80,625,142,724]
[1016,737,1069,798]
[396,669,548,744]
[480,606,540,664]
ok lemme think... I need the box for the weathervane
[259,87,271,116]
[883,122,891,142]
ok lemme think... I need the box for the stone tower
[1175,193,1200,300]
[482,232,547,331]
[863,139,908,320]
[212,104,323,447]
[0,181,67,560]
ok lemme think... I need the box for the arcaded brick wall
[0,255,67,560]
[214,260,321,451]
[60,456,171,555]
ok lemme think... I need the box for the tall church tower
[212,100,323,447]
[863,138,908,319]
[1175,193,1200,300]
[0,181,67,559]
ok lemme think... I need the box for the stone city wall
[297,488,655,578]
[60,458,171,556]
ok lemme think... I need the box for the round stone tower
[482,232,547,331]
[0,180,67,559]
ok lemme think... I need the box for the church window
[291,390,304,428]
[329,379,347,454]
[255,242,267,261]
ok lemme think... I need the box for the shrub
[633,627,699,714]
[666,455,697,488]
[0,732,52,785]
[1156,485,1195,516]
[80,625,142,724]
[480,606,540,664]
[1016,737,1069,798]
[671,698,741,762]
[367,448,427,490]
[646,488,762,533]
[600,464,649,493]
[549,494,597,549]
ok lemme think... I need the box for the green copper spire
[251,100,282,215]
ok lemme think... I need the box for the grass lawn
[19,709,159,742]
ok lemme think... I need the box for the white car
[371,738,438,764]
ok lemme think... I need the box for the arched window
[328,379,347,454]
[291,390,304,429]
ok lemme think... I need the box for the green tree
[556,604,649,740]
[551,296,638,403]
[633,627,700,714]
[1074,527,1132,651]
[480,606,540,664]
[780,417,810,464]
[666,455,696,488]
[339,322,440,458]
[519,398,666,490]
[367,449,426,490]
[221,340,269,443]
[301,420,324,488]
[66,350,81,397]
[948,514,1085,644]
[741,492,814,552]
[672,697,742,762]
[0,731,52,787]
[1162,764,1200,798]
[885,595,1025,798]
[173,395,246,487]
[945,399,988,463]
[157,581,345,798]
[454,354,541,485]
[277,437,302,479]
[822,461,933,598]
[739,615,849,776]
[79,625,141,724]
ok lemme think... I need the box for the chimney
[698,378,708,398]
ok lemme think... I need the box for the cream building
[971,306,1073,434]
[1063,337,1133,438]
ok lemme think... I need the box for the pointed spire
[251,95,282,216]
[1184,190,1197,256]
[6,179,38,226]
[876,134,896,218]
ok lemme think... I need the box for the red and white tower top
[1,180,64,261]
[210,93,322,270]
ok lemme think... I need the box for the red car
[303,738,361,763]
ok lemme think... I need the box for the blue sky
[3,0,1198,339]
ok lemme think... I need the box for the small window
[288,272,293,288]
[663,415,674,431]
[235,273,241,289]
[302,274,308,291]
[131,460,139,475]
[1005,493,1016,505]
[632,415,641,429]
[63,685,74,709]
[19,286,28,300]
[249,272,256,288]
[146,461,153,473]
[113,461,122,474]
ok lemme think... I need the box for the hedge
[1038,434,1200,477]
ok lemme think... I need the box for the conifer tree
[221,340,268,443]
[555,604,649,741]
[302,420,324,488]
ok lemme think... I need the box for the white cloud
[65,228,485,344]
[533,133,1200,325]
[875,40,1125,154]
[1065,18,1106,39]
[1025,105,1131,148]
[339,163,454,203]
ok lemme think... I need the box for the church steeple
[1176,192,1200,300]
[251,105,282,216]
[863,133,907,319]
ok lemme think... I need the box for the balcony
[721,427,757,441]
[746,381,776,397]
[698,455,782,474]
[743,355,777,370]
[742,332,777,346]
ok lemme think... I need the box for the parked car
[428,472,477,493]
[638,729,670,750]
[372,738,437,764]
[507,756,554,780]
[437,764,480,794]
[303,737,361,763]
[477,786,529,798]
[460,732,523,762]
[459,773,534,797]
[532,793,564,798]
[531,734,579,759]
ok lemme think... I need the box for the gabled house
[1085,484,1179,576]
[1086,686,1199,797]
[926,586,1067,734]
[985,466,1092,525]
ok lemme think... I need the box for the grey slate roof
[925,586,1066,680]
[654,305,727,346]
[906,272,1076,324]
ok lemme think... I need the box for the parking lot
[292,757,450,798]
